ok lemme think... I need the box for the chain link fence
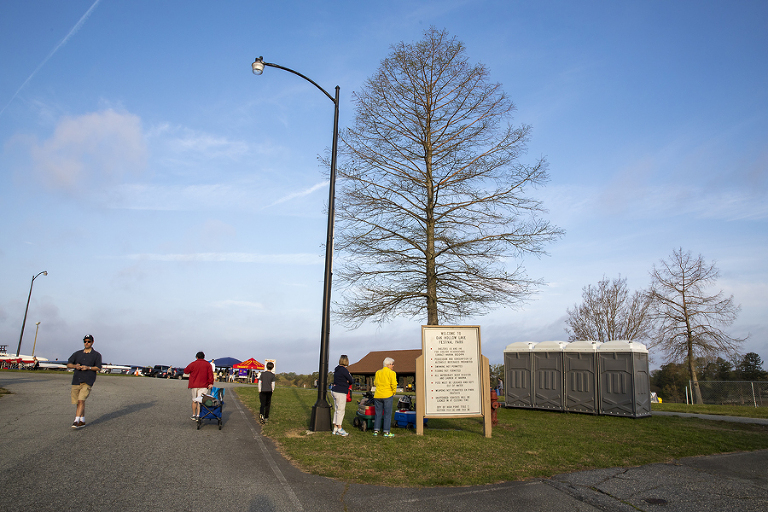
[687,381,768,407]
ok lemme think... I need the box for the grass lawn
[235,387,768,487]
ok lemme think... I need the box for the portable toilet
[564,340,600,414]
[531,341,566,411]
[503,341,535,409]
[597,340,651,418]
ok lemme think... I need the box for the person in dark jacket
[331,355,355,436]
[66,334,103,429]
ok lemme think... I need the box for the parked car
[125,365,143,376]
[166,367,184,379]
[140,365,160,377]
[151,364,171,378]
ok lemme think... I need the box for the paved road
[652,410,768,425]
[1,372,766,512]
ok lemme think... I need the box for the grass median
[234,387,768,487]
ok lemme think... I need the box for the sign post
[417,326,491,437]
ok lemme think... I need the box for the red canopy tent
[233,358,265,370]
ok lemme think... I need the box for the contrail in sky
[0,0,102,119]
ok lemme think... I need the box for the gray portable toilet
[503,342,535,408]
[564,340,600,414]
[532,341,566,411]
[597,340,651,418]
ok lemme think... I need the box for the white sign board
[422,326,482,416]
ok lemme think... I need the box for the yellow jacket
[373,366,397,399]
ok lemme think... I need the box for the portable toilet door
[531,341,566,411]
[503,342,535,409]
[597,340,651,418]
[563,340,600,414]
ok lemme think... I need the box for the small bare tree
[334,27,563,327]
[648,248,747,404]
[565,276,654,342]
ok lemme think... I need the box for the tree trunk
[687,338,703,404]
[424,135,438,325]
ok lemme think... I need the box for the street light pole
[252,57,339,432]
[32,322,41,358]
[16,271,48,357]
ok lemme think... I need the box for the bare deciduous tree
[334,27,563,327]
[648,248,747,404]
[565,276,654,342]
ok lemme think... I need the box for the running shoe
[383,432,395,438]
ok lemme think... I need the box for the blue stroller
[197,387,225,430]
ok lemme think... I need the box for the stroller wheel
[361,422,367,432]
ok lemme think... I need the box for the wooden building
[346,349,422,391]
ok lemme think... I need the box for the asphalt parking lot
[1,372,766,512]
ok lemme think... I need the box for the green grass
[235,387,768,487]
[652,402,768,419]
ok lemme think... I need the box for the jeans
[374,396,393,433]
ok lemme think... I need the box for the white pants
[332,391,348,425]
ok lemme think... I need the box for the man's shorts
[71,383,92,404]
[191,388,208,400]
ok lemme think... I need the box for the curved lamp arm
[252,57,337,105]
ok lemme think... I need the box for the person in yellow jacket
[373,357,397,437]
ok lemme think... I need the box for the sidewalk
[340,449,768,512]
[652,410,768,425]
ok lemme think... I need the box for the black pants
[259,391,273,418]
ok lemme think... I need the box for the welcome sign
[422,326,483,416]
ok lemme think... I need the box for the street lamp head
[42,271,48,276]
[252,57,265,75]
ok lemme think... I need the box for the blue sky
[1,1,766,372]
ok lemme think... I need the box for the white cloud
[148,123,249,165]
[263,181,328,209]
[107,183,249,211]
[211,299,265,311]
[126,252,322,265]
[15,109,147,192]
[537,182,768,226]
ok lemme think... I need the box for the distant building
[347,349,421,391]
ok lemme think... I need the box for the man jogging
[185,351,214,420]
[66,334,103,429]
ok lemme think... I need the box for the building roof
[347,349,423,375]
